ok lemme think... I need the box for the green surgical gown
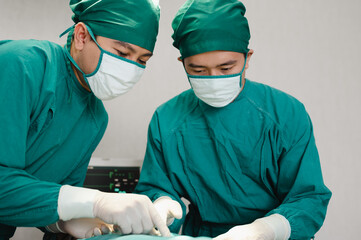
[134,80,331,240]
[0,40,108,238]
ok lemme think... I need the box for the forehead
[96,36,152,55]
[184,50,244,66]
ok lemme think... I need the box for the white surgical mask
[86,51,145,100]
[188,73,242,108]
[63,25,145,100]
[187,55,248,108]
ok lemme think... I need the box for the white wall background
[0,0,360,239]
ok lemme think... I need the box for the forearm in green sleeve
[135,113,178,200]
[0,166,61,227]
[269,120,331,239]
[135,113,186,232]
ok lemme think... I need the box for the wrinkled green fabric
[70,0,160,52]
[172,0,250,58]
[0,40,108,238]
[135,80,331,240]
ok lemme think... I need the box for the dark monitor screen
[83,166,140,193]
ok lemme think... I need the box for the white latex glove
[57,185,171,237]
[153,197,183,225]
[46,218,112,238]
[150,196,183,235]
[213,214,291,240]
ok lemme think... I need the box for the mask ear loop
[239,51,249,88]
[59,24,87,76]
[85,26,102,50]
[59,24,104,89]
[81,25,104,78]
[60,25,76,102]
[180,57,190,81]
[59,24,100,51]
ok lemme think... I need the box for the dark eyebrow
[188,63,206,68]
[115,40,153,57]
[216,60,237,67]
[141,52,153,57]
[188,60,238,68]
[115,41,136,53]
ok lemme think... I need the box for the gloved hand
[57,185,171,237]
[153,197,183,226]
[93,192,172,236]
[149,196,183,235]
[46,218,112,238]
[213,214,291,240]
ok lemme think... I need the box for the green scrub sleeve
[0,167,61,227]
[266,110,332,240]
[134,112,186,233]
[0,48,61,227]
[60,142,97,187]
[60,151,91,187]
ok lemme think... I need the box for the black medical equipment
[83,166,140,193]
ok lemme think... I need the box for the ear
[73,22,92,51]
[177,56,183,62]
[245,49,254,69]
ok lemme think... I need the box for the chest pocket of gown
[27,103,56,163]
[40,108,54,133]
[29,105,55,136]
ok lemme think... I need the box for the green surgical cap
[172,0,250,58]
[70,0,160,52]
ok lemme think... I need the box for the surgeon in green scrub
[134,0,332,240]
[0,0,171,239]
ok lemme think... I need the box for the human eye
[115,49,127,57]
[221,66,233,71]
[138,59,147,66]
[193,69,205,74]
[138,56,151,66]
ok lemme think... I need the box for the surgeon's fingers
[140,214,154,234]
[126,200,151,234]
[100,224,113,234]
[119,222,132,235]
[148,202,171,237]
[137,203,155,234]
[113,225,122,235]
[114,215,132,234]
[84,227,100,238]
[94,227,102,236]
[129,211,144,234]
[149,227,161,236]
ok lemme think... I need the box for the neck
[241,76,246,91]
[70,44,91,92]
